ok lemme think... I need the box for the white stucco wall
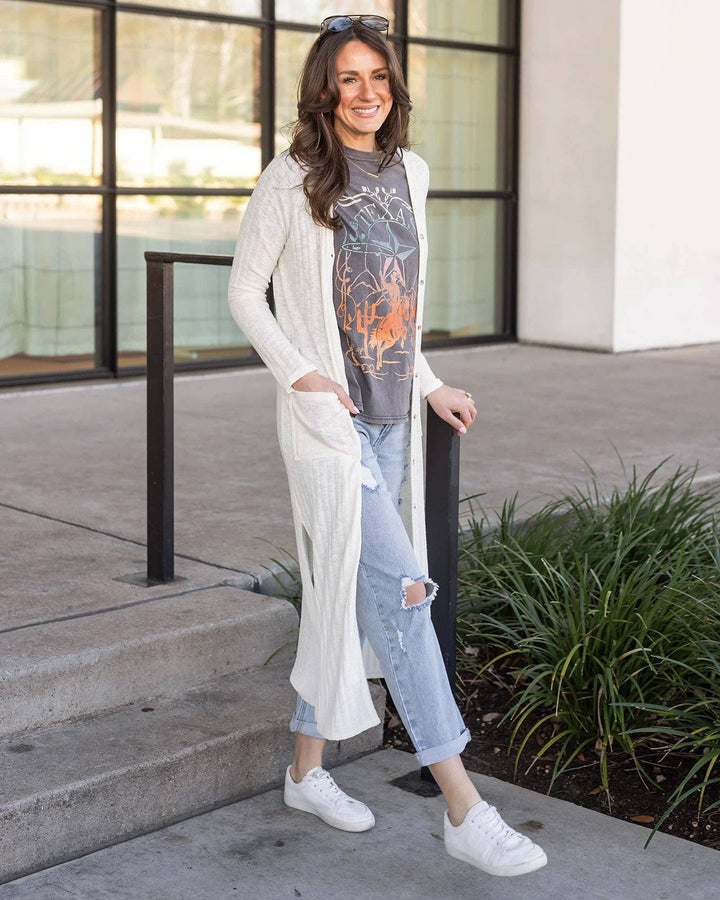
[518,0,720,352]
[517,0,621,350]
[613,0,720,350]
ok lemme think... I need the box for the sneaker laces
[308,768,350,805]
[471,804,525,849]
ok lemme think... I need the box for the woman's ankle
[289,764,305,784]
[291,733,326,782]
[446,796,481,828]
[428,755,482,826]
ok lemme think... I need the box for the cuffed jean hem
[415,726,471,767]
[289,698,324,740]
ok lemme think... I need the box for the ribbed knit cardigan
[228,149,443,740]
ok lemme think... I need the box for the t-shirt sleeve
[227,159,317,393]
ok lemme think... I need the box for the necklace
[347,155,380,179]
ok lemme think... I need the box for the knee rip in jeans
[360,465,379,491]
[400,575,438,610]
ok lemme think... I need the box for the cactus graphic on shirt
[334,184,418,379]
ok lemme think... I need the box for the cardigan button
[420,279,424,285]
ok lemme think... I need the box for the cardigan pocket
[289,391,358,460]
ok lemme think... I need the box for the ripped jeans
[290,416,470,767]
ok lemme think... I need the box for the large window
[0,0,519,384]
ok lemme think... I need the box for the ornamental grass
[457,462,720,837]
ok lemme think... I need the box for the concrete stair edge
[0,663,385,886]
[0,587,299,737]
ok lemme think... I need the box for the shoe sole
[446,843,548,877]
[283,794,376,833]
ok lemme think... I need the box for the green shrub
[621,632,720,841]
[457,463,720,811]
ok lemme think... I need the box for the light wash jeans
[290,416,470,766]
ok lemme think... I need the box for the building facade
[518,0,720,352]
[3,0,717,389]
[0,0,520,385]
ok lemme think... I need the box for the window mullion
[260,0,275,170]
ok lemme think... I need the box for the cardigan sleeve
[416,349,444,399]
[228,158,318,393]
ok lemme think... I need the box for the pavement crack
[0,501,147,548]
[0,500,260,576]
[0,583,235,636]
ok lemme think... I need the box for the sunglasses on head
[320,15,390,37]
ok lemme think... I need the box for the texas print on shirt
[334,180,418,383]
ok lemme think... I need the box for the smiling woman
[226,13,544,884]
[288,17,410,229]
[332,45,393,149]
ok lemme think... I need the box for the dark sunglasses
[320,15,390,37]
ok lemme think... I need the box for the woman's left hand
[426,385,477,435]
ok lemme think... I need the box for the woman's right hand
[291,370,359,415]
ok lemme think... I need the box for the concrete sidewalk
[2,749,718,899]
[2,342,719,891]
[2,341,719,629]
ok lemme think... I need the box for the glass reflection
[116,15,261,188]
[409,45,506,191]
[117,195,250,365]
[125,1,259,14]
[0,194,101,376]
[275,30,316,154]
[0,2,101,186]
[424,199,502,340]
[276,1,393,28]
[409,0,504,45]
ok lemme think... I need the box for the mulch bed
[383,677,720,851]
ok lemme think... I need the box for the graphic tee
[333,148,419,424]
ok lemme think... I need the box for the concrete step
[0,662,385,885]
[0,586,298,736]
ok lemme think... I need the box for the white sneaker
[283,766,376,833]
[444,800,547,877]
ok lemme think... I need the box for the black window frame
[0,0,520,387]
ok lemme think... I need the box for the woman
[228,14,547,879]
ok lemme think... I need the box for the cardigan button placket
[228,150,435,739]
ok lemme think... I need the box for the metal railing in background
[145,251,234,586]
[144,250,460,692]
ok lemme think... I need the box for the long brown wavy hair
[289,22,412,229]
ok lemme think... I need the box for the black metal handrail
[144,250,460,692]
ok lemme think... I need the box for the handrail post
[144,252,233,585]
[425,405,461,690]
[421,405,461,786]
[146,256,175,583]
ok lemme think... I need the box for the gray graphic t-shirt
[333,148,419,424]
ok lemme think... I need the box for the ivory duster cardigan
[228,149,443,741]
